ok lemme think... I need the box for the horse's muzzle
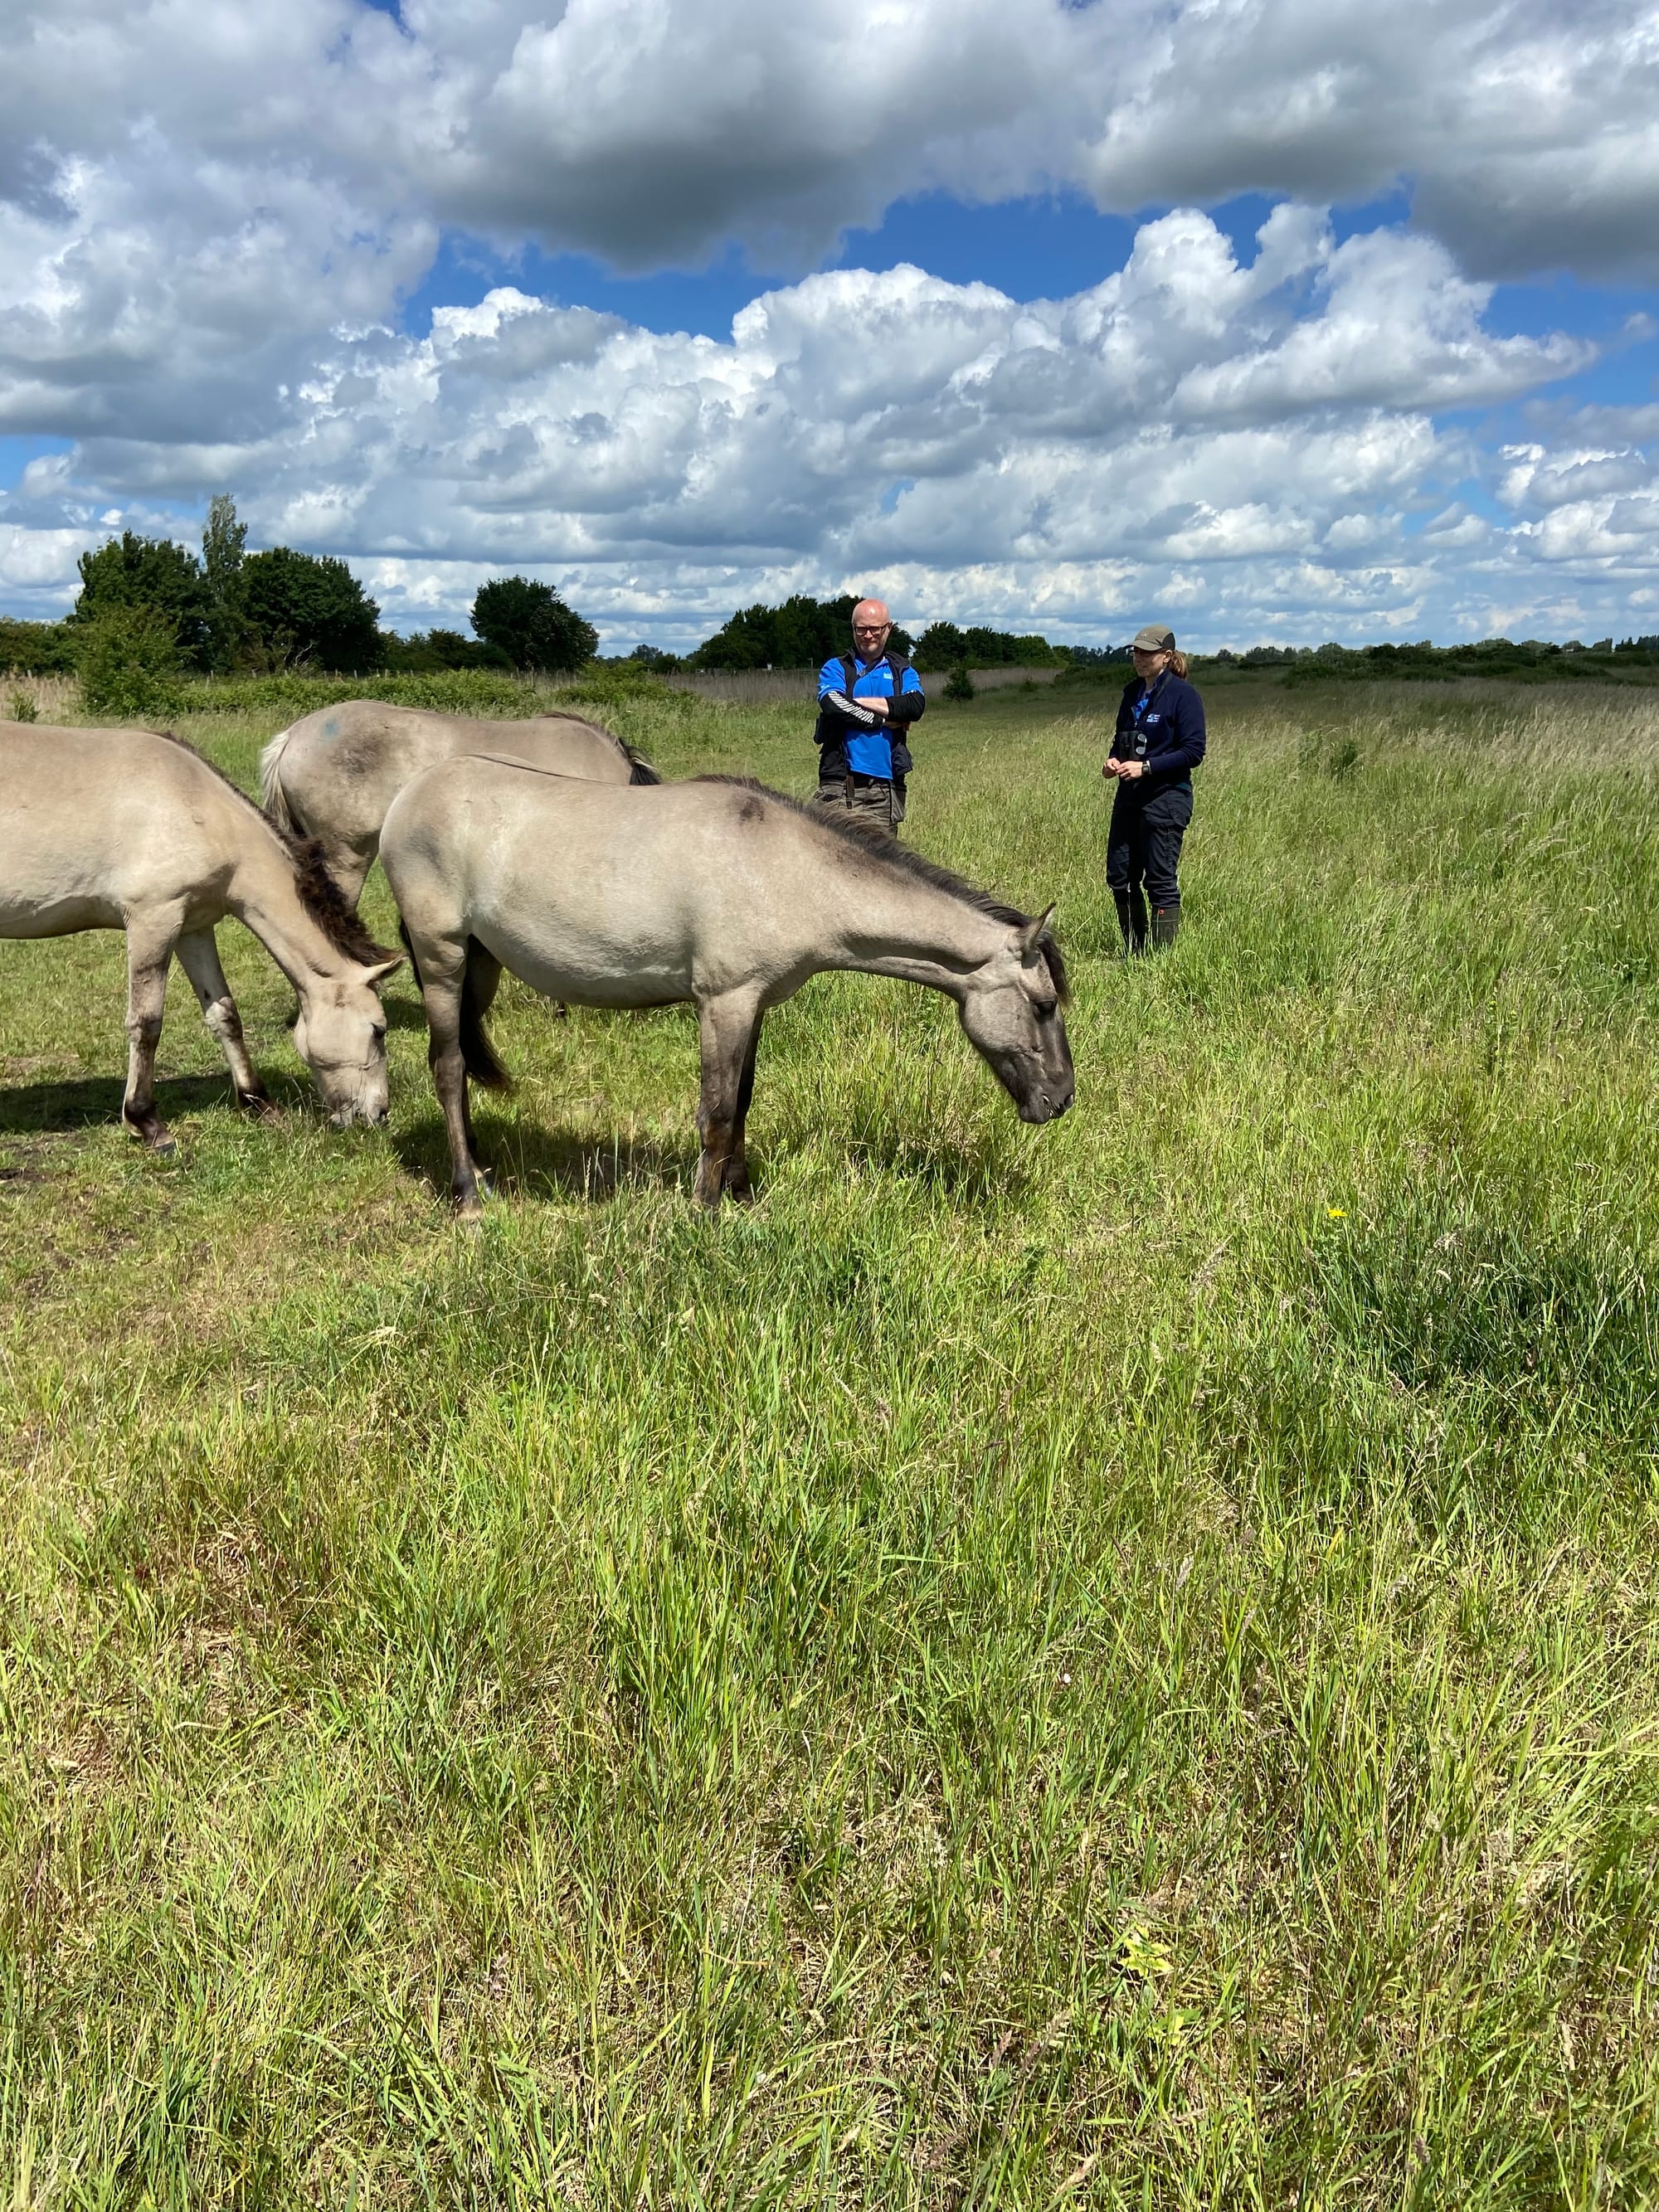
[1020,1086,1073,1125]
[331,1102,391,1130]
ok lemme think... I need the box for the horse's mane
[692,775,1070,1002]
[149,728,397,965]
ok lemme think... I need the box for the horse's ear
[362,955,405,988]
[1018,904,1057,958]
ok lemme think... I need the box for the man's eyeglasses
[854,623,889,637]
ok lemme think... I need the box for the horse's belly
[0,890,122,939]
[478,917,693,1009]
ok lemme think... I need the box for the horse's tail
[461,939,512,1091]
[625,743,661,786]
[259,725,303,835]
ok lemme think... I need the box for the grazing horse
[260,700,659,907]
[379,761,1073,1212]
[0,724,401,1149]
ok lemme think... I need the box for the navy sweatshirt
[1108,670,1206,795]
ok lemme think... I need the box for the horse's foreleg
[694,991,764,1210]
[122,921,180,1150]
[420,949,485,1215]
[176,929,274,1117]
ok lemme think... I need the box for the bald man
[814,597,927,834]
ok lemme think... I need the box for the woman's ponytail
[1167,648,1190,678]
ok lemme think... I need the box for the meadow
[2,674,1658,2207]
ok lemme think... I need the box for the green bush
[0,616,79,674]
[381,627,513,673]
[471,576,599,673]
[76,606,186,720]
[689,595,916,671]
[73,532,213,670]
[913,620,1060,672]
[1053,658,1127,690]
[240,547,383,674]
[942,663,975,702]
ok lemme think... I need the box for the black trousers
[1107,783,1192,936]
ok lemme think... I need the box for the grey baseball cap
[1131,624,1175,652]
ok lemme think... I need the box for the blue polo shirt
[817,653,926,780]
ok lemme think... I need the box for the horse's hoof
[238,1091,281,1124]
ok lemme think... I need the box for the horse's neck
[228,836,343,993]
[822,856,1003,991]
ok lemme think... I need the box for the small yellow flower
[1326,1206,1346,1218]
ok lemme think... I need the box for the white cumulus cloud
[1,0,1655,644]
[7,208,1642,648]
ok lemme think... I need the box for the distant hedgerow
[163,669,549,717]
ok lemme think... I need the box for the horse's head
[294,955,401,1125]
[956,907,1074,1123]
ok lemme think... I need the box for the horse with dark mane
[260,700,659,908]
[0,722,400,1149]
[379,761,1073,1212]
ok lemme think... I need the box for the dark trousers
[815,771,904,834]
[1107,783,1191,944]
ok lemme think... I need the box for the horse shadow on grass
[0,1071,235,1139]
[394,1106,1032,1212]
[393,1110,700,1207]
[380,991,431,1034]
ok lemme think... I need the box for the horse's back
[271,700,632,785]
[261,699,635,847]
[0,724,249,931]
[382,761,818,1006]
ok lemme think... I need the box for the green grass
[2,681,1659,2206]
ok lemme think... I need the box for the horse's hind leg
[723,1009,766,1203]
[324,841,374,912]
[460,942,504,1174]
[693,990,764,1210]
[176,929,275,1118]
[122,917,181,1151]
[417,941,487,1214]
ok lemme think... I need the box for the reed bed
[0,682,1657,2206]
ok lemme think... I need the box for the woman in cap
[1102,624,1206,952]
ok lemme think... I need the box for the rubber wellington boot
[1113,887,1147,955]
[1149,905,1180,950]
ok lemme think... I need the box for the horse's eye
[1033,999,1058,1019]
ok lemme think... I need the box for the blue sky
[2,0,1657,650]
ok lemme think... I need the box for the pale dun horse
[259,699,658,907]
[380,761,1074,1212]
[0,725,400,1149]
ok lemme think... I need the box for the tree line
[634,595,1070,673]
[12,524,1654,707]
[0,499,599,714]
